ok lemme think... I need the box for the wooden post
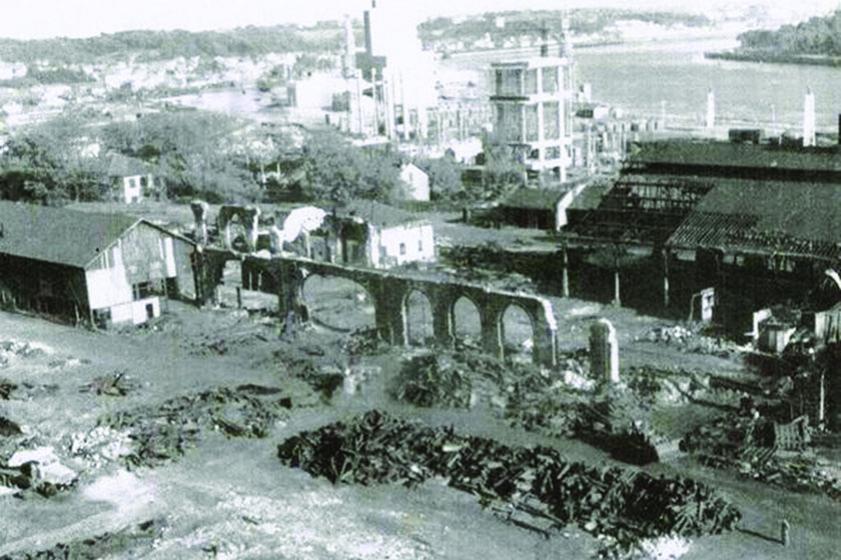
[780,520,790,546]
[562,245,570,298]
[236,287,243,309]
[663,249,670,310]
[613,269,621,307]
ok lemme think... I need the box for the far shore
[705,50,841,68]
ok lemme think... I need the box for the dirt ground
[0,287,839,559]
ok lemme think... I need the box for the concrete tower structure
[489,53,573,183]
[803,87,816,147]
[705,88,716,130]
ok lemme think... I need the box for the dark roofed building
[667,179,841,261]
[627,140,841,182]
[0,201,196,327]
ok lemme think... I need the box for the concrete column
[590,318,619,384]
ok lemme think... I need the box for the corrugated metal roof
[630,141,841,173]
[667,179,841,258]
[0,201,141,268]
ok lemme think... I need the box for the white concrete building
[399,163,430,202]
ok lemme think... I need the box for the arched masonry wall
[199,249,558,367]
[217,205,261,252]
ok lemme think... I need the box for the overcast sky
[2,0,838,40]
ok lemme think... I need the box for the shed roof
[667,179,841,259]
[0,201,147,268]
[334,200,427,229]
[630,141,841,173]
[500,188,565,210]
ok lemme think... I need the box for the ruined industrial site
[1,1,840,559]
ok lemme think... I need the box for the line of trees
[0,25,344,65]
[737,10,841,56]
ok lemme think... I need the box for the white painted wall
[121,175,143,204]
[400,164,430,202]
[371,223,435,268]
[86,245,132,310]
[110,297,160,325]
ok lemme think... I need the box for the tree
[0,113,109,203]
[301,130,401,204]
[478,135,526,202]
[418,156,463,200]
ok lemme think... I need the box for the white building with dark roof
[0,202,196,327]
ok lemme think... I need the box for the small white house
[399,163,430,202]
[107,154,165,204]
[333,201,435,269]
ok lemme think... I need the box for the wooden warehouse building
[0,201,197,327]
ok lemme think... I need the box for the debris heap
[0,519,166,559]
[391,353,474,408]
[278,411,740,553]
[101,385,292,468]
[680,413,841,500]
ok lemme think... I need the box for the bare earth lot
[0,290,839,559]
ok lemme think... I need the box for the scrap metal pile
[392,350,660,465]
[100,385,293,468]
[277,411,740,554]
[680,413,841,500]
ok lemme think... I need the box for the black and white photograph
[0,1,839,558]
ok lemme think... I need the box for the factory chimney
[342,15,356,79]
[705,88,715,130]
[803,87,816,148]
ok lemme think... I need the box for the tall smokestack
[803,87,816,147]
[705,88,715,130]
[342,15,356,79]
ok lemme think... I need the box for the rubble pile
[0,340,47,368]
[0,519,166,559]
[680,414,841,500]
[343,328,386,356]
[277,411,740,554]
[283,357,346,401]
[66,426,134,471]
[0,446,78,498]
[100,385,293,468]
[0,379,58,401]
[636,326,740,357]
[391,353,474,408]
[80,370,139,397]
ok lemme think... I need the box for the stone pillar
[190,200,209,245]
[243,205,261,253]
[590,318,619,384]
[531,300,558,367]
[480,308,504,361]
[432,297,454,347]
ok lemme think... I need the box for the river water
[444,37,841,132]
